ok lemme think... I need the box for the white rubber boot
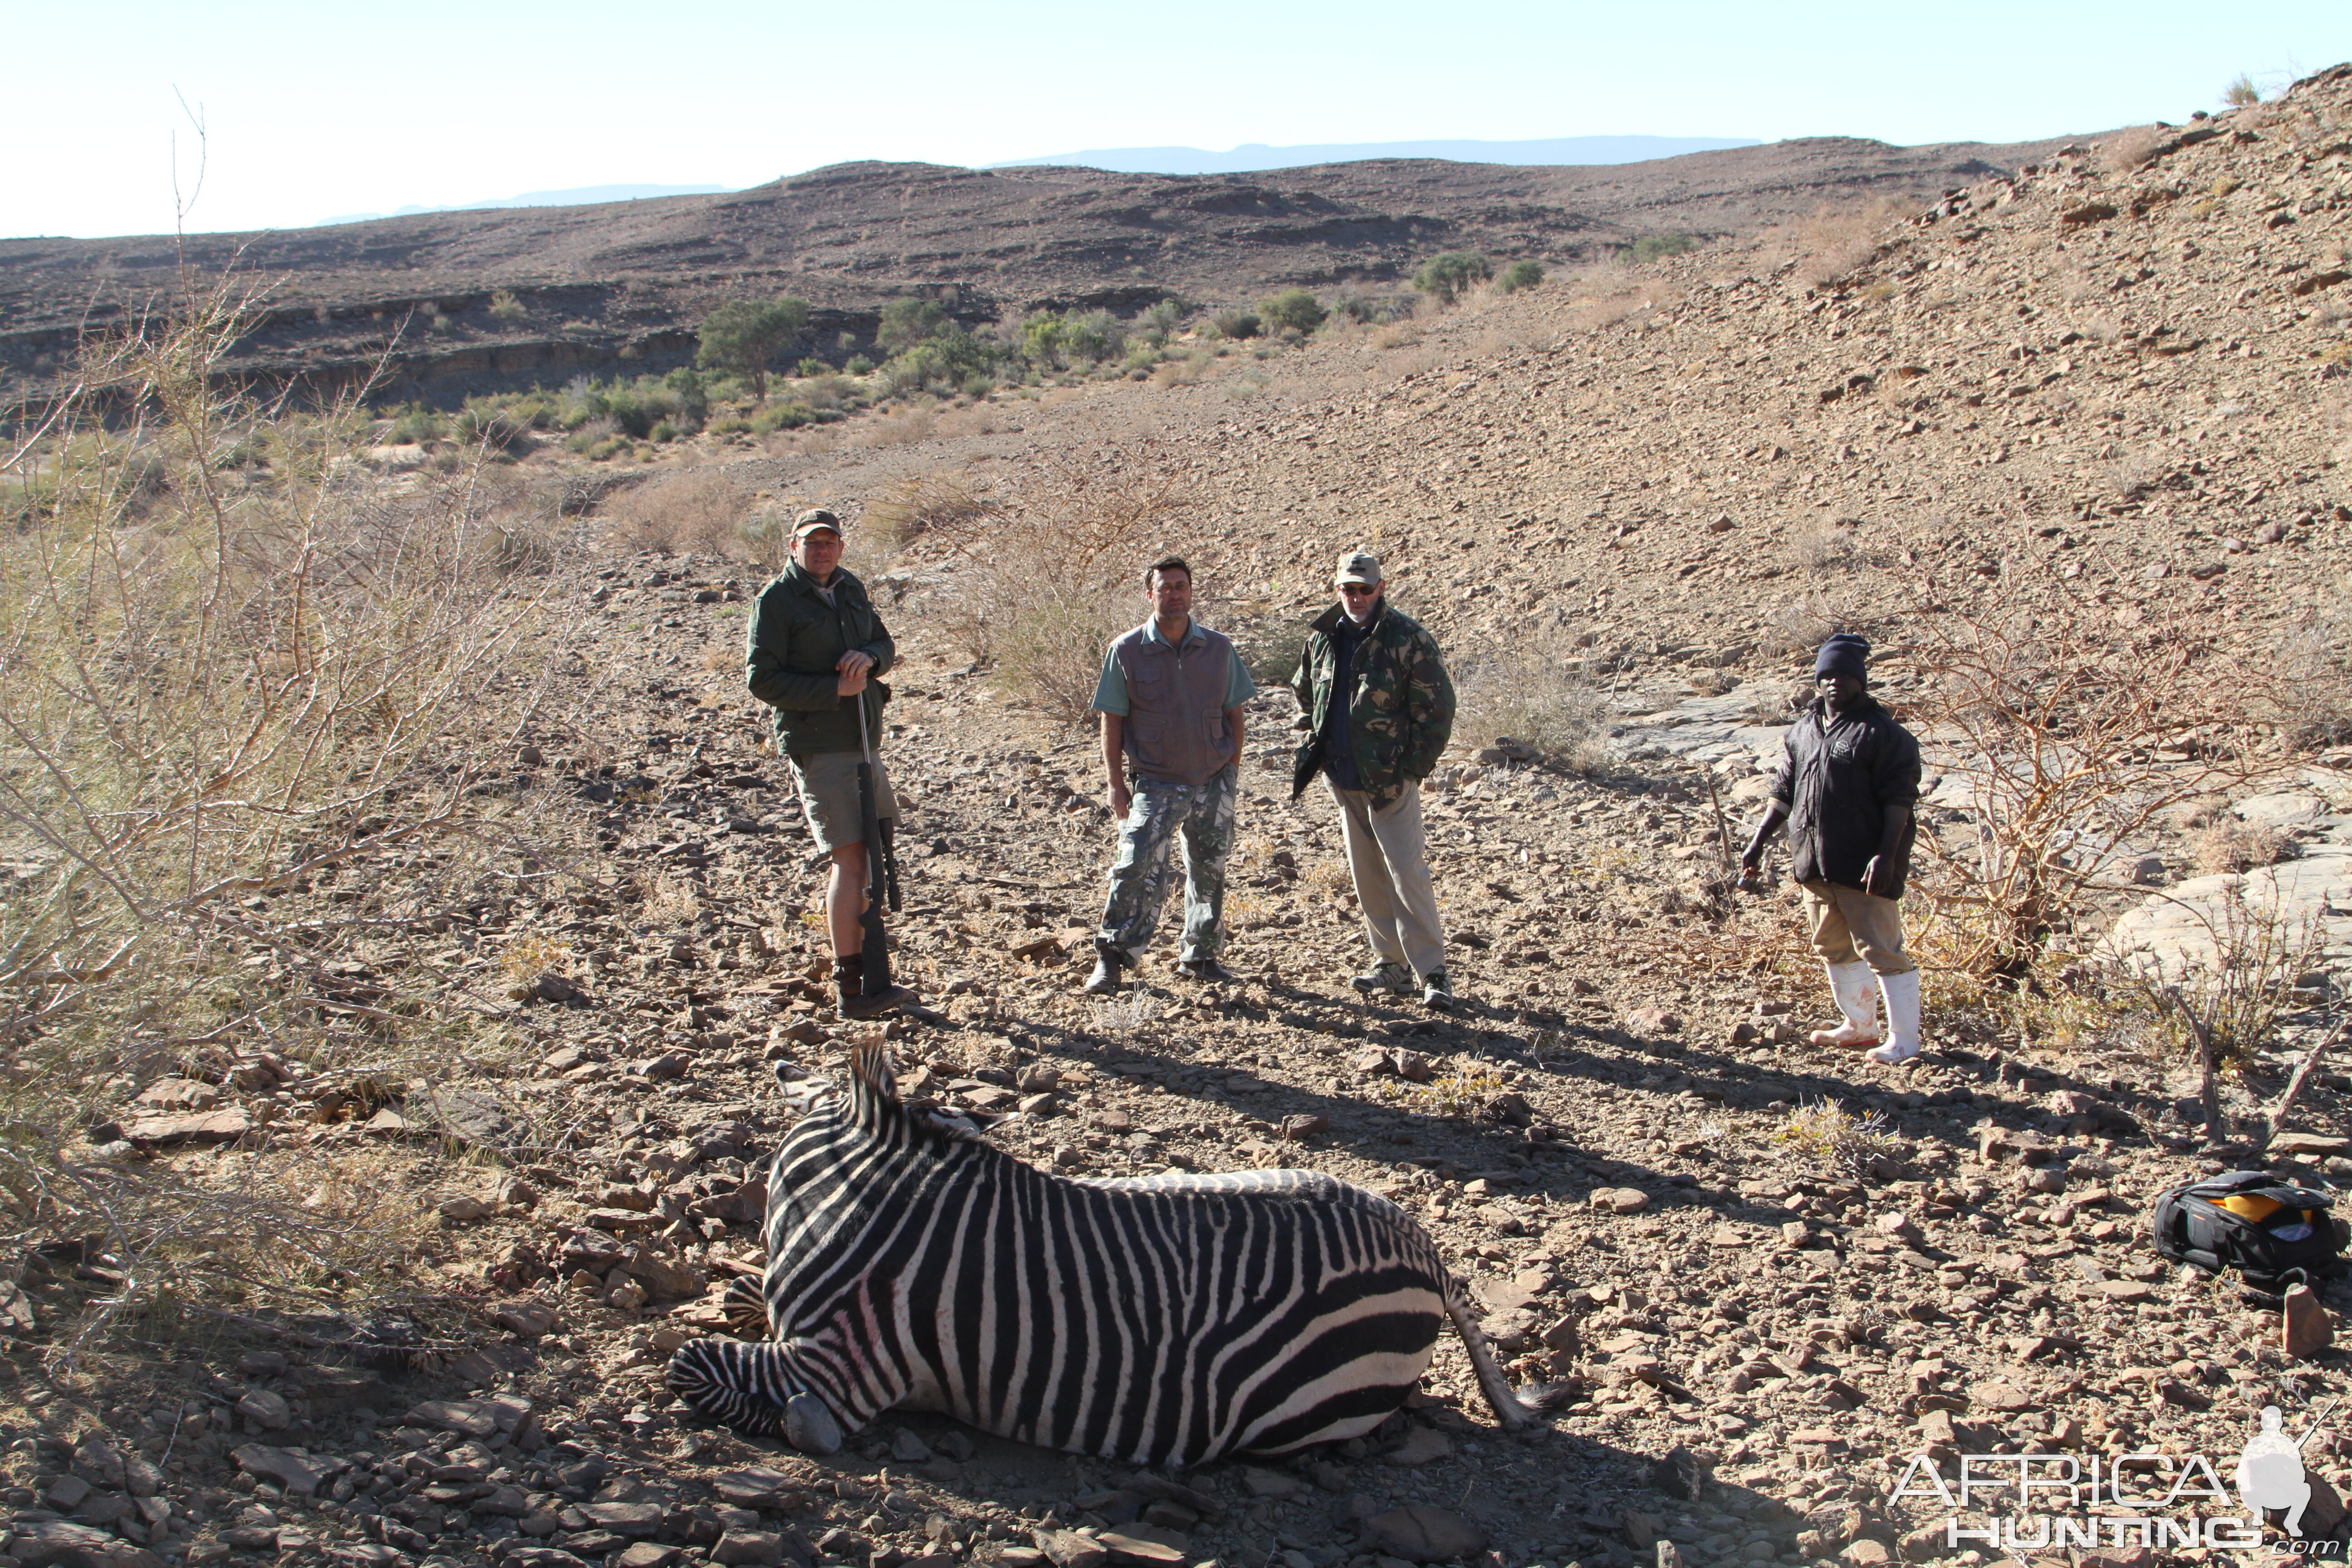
[1868,969,1923,1064]
[1807,961,1881,1050]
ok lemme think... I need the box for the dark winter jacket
[745,561,894,755]
[1769,695,1922,896]
[1289,600,1455,812]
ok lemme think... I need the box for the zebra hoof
[785,1393,843,1455]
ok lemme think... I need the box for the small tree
[696,296,808,404]
[877,299,948,356]
[2224,73,2262,107]
[1259,289,1326,334]
[1498,260,1544,293]
[1413,252,1491,306]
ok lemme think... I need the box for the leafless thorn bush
[1452,628,1612,774]
[914,448,1191,731]
[0,272,557,1359]
[1908,574,2286,979]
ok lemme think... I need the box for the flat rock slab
[710,1468,803,1509]
[1361,1506,1488,1563]
[404,1398,502,1437]
[576,1503,666,1537]
[123,1108,251,1146]
[230,1444,323,1496]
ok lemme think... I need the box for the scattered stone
[1035,1530,1108,1568]
[1359,1506,1488,1564]
[1625,1007,1682,1036]
[230,1444,323,1496]
[235,1388,291,1429]
[122,1108,252,1147]
[404,1398,502,1437]
[710,1468,802,1510]
[1383,1426,1452,1467]
[1242,1467,1303,1499]
[1591,1187,1650,1214]
[2286,1283,2335,1358]
[1650,1446,1705,1500]
[713,1532,784,1567]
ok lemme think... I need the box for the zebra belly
[907,1176,1448,1468]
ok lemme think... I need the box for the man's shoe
[1421,970,1456,1010]
[833,955,913,1019]
[1083,941,1127,995]
[1176,958,1236,984]
[840,984,916,1020]
[1351,962,1414,995]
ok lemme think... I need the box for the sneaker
[1421,970,1456,1010]
[1176,958,1236,984]
[1351,962,1414,995]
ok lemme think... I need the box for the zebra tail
[1442,1285,1574,1429]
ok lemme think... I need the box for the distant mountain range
[316,183,730,227]
[988,135,1761,174]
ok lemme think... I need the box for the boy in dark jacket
[1739,633,1924,1063]
[745,510,913,1019]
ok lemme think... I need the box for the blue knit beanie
[1814,633,1870,681]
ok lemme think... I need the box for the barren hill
[0,130,2087,411]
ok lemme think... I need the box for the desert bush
[2225,73,2262,108]
[1909,579,2283,978]
[0,279,555,1354]
[1138,298,1184,344]
[2189,818,2288,875]
[2268,607,2352,749]
[877,298,949,355]
[867,469,993,548]
[919,450,1190,729]
[386,402,444,446]
[603,465,755,557]
[488,289,526,323]
[845,354,875,375]
[752,401,820,434]
[1414,252,1491,305]
[1058,309,1126,364]
[1259,289,1326,334]
[696,295,809,403]
[1452,627,1612,773]
[1498,260,1545,293]
[1625,234,1696,265]
[795,357,829,377]
[1210,309,1261,340]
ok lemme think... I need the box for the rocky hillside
[0,132,2086,413]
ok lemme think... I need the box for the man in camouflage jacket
[1290,550,1459,1007]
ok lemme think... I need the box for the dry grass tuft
[600,466,755,555]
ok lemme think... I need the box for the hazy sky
[6,0,2344,240]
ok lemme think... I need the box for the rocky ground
[14,57,2352,1568]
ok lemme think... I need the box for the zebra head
[665,1337,845,1455]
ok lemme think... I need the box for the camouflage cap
[1333,550,1383,586]
[791,508,843,540]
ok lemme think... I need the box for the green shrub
[488,289,526,323]
[588,435,632,461]
[1331,290,1380,323]
[696,296,810,402]
[1627,234,1697,264]
[1059,309,1125,363]
[1140,299,1184,343]
[662,367,709,429]
[2224,73,2262,107]
[1259,289,1326,334]
[959,372,995,399]
[877,299,949,355]
[845,355,875,375]
[1211,309,1261,340]
[1499,260,1544,293]
[453,400,530,451]
[1413,252,1491,305]
[709,416,754,436]
[387,403,443,446]
[752,402,818,434]
[796,357,830,377]
[649,420,679,443]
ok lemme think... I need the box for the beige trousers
[1329,779,1447,978]
[1798,879,1915,975]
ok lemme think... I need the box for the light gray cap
[1334,550,1383,586]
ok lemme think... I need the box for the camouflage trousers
[1097,769,1237,963]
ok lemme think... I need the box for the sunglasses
[1338,583,1378,597]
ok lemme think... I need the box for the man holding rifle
[1738,633,1922,1064]
[746,509,914,1019]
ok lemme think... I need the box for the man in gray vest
[1084,555,1257,993]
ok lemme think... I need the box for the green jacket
[745,561,895,755]
[1289,599,1455,811]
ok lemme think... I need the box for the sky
[5,0,2346,240]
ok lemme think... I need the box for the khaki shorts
[788,751,898,854]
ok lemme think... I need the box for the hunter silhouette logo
[2238,1402,2339,1539]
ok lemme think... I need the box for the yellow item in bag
[2220,1193,2286,1223]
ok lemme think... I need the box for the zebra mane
[846,1042,994,1147]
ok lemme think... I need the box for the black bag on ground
[2151,1170,2348,1303]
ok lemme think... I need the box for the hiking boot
[1421,970,1456,1010]
[1176,957,1236,984]
[1351,961,1414,995]
[834,956,914,1019]
[1083,941,1127,996]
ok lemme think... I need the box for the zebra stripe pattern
[667,1044,1550,1467]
